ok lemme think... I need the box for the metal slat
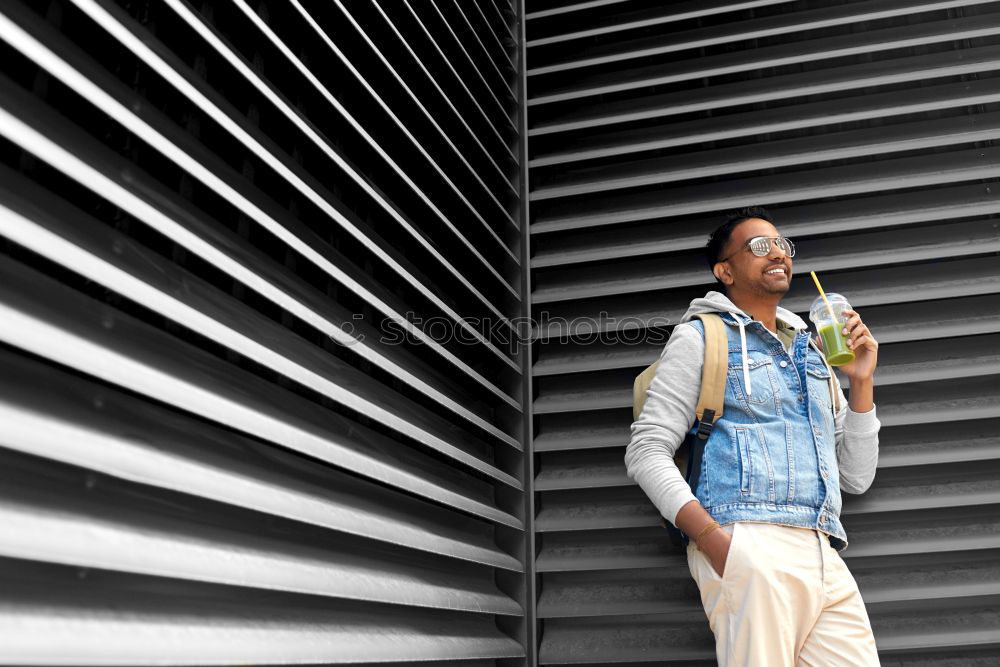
[0,448,522,615]
[532,146,1000,233]
[344,6,516,186]
[531,76,1000,167]
[529,11,1000,104]
[530,46,1000,135]
[534,413,631,453]
[539,611,1000,662]
[68,0,523,332]
[526,0,643,22]
[526,1,1000,663]
[0,178,523,480]
[533,112,1000,200]
[842,506,1000,558]
[528,0,996,75]
[535,416,1000,493]
[532,183,1000,267]
[227,0,521,263]
[0,256,524,506]
[0,561,524,665]
[325,0,518,199]
[367,0,517,165]
[0,37,520,448]
[531,356,1000,419]
[872,375,1000,426]
[221,0,520,245]
[532,436,1000,510]
[527,0,797,47]
[0,7,525,389]
[532,294,1000,378]
[533,513,1000,573]
[497,0,516,16]
[535,376,996,460]
[6,131,523,435]
[536,555,1000,617]
[0,352,518,569]
[17,1,522,357]
[0,34,523,412]
[533,439,1000,529]
[402,0,516,135]
[475,0,517,47]
[1,0,526,662]
[444,0,515,81]
[531,254,1000,341]
[533,216,1000,302]
[0,112,517,464]
[538,602,1000,661]
[425,0,516,108]
[845,333,1000,387]
[539,614,715,663]
[538,553,1000,618]
[877,419,1000,468]
[535,449,632,491]
[537,568,698,618]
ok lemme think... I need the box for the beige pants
[686,521,880,666]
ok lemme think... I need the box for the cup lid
[809,293,850,321]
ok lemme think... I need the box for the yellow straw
[809,270,840,329]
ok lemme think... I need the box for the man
[624,206,881,666]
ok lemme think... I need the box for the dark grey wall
[0,0,530,663]
[524,0,1000,664]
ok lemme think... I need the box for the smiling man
[625,206,882,665]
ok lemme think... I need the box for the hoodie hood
[680,290,813,398]
[680,290,809,329]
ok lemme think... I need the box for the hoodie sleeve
[624,322,704,526]
[832,370,881,494]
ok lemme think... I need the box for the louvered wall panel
[525,0,1000,664]
[0,0,532,664]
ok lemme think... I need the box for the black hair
[704,206,774,287]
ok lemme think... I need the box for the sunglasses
[719,236,795,263]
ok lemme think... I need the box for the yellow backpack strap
[634,314,727,540]
[680,312,728,528]
[632,314,729,424]
[693,313,727,431]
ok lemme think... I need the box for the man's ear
[713,262,733,286]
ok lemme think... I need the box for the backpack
[632,312,841,547]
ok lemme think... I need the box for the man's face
[714,218,792,297]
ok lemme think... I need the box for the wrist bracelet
[695,520,721,549]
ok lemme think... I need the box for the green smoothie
[818,322,855,366]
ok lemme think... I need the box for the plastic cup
[809,293,855,366]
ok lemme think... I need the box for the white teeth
[766,268,785,274]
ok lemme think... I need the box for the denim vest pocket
[729,355,775,405]
[732,425,774,500]
[734,427,753,496]
[805,362,832,411]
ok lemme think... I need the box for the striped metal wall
[0,0,533,664]
[525,0,1000,664]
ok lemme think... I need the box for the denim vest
[686,312,848,551]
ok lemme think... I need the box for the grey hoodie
[624,290,880,526]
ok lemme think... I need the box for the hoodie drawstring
[738,317,751,396]
[680,292,811,399]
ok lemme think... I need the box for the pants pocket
[719,522,741,582]
[688,523,739,621]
